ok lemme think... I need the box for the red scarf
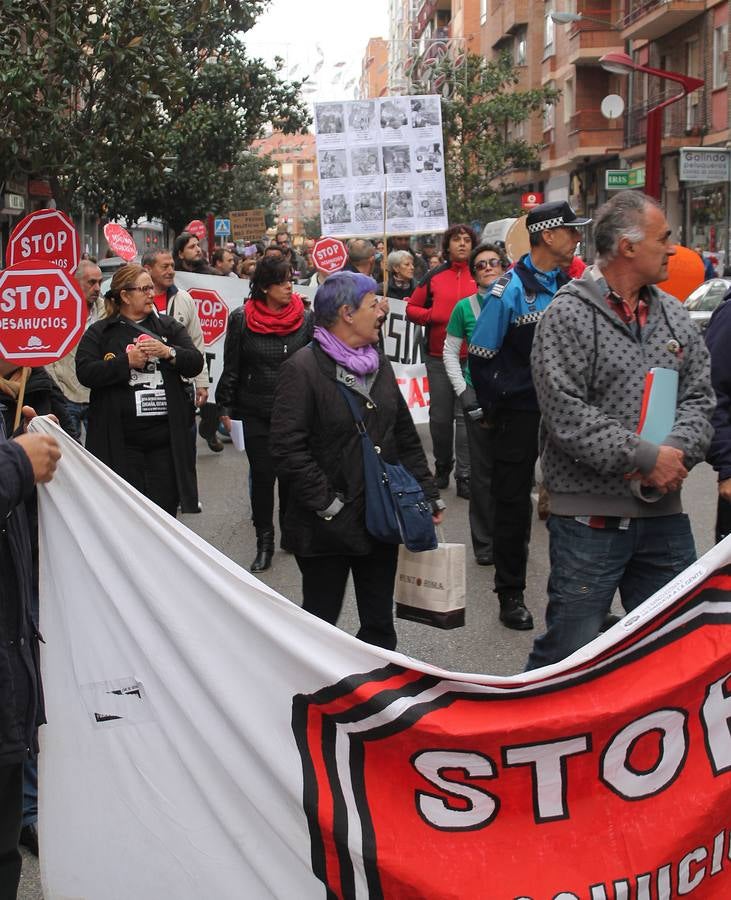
[244,294,305,334]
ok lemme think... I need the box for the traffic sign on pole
[214,218,231,236]
[312,237,347,274]
[184,220,207,241]
[8,209,81,274]
[0,261,87,365]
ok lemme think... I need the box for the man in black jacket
[0,377,60,898]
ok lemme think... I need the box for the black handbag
[338,383,437,553]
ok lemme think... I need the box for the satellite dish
[600,94,625,120]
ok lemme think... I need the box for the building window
[282,181,294,194]
[302,180,314,190]
[302,162,313,172]
[480,0,487,25]
[685,39,701,131]
[543,87,555,133]
[564,77,574,125]
[281,163,294,175]
[515,28,527,66]
[714,24,728,89]
[544,5,555,57]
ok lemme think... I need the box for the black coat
[76,314,204,512]
[0,419,44,765]
[269,342,437,557]
[215,307,313,422]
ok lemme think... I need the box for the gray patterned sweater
[531,265,714,518]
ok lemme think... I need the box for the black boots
[499,594,534,630]
[455,476,470,499]
[434,460,453,490]
[250,528,275,573]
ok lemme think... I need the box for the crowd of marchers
[3,190,731,897]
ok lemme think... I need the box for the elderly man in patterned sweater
[526,191,715,670]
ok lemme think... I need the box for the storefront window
[686,181,729,274]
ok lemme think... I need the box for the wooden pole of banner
[12,367,30,432]
[382,180,388,299]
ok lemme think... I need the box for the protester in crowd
[373,235,412,286]
[269,271,443,650]
[406,224,477,497]
[173,232,212,274]
[142,249,220,453]
[414,237,437,282]
[0,382,60,897]
[216,257,313,573]
[468,201,591,631]
[46,259,106,442]
[76,264,204,516]
[345,239,377,278]
[385,250,416,300]
[443,243,509,566]
[237,257,257,279]
[211,247,237,278]
[526,191,714,669]
[427,251,442,271]
[274,231,306,277]
[263,243,285,261]
[704,286,731,542]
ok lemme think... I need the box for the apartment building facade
[359,37,390,99]
[253,132,320,238]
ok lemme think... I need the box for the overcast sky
[244,0,389,107]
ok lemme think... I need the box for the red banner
[294,562,731,898]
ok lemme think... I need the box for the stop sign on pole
[103,223,137,261]
[0,261,87,365]
[313,237,347,274]
[184,220,207,242]
[188,288,230,346]
[8,209,81,274]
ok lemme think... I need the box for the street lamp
[599,51,704,201]
[550,11,617,28]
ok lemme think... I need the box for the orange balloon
[656,245,705,302]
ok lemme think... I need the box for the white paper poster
[314,95,448,238]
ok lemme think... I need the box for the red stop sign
[0,262,87,365]
[103,223,137,261]
[185,220,207,241]
[313,237,347,274]
[189,288,229,346]
[8,209,81,274]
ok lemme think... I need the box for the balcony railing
[569,109,624,133]
[620,0,704,41]
[625,95,705,147]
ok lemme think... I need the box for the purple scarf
[314,326,380,376]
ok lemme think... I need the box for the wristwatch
[168,347,177,362]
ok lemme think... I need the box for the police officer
[468,201,591,630]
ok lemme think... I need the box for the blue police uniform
[467,253,569,629]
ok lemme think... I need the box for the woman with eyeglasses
[443,243,509,566]
[76,264,204,516]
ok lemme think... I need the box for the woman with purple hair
[270,271,443,649]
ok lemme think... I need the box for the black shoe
[499,594,534,630]
[475,550,493,566]
[250,528,275,573]
[20,823,38,857]
[434,461,453,490]
[206,434,224,452]
[456,477,470,500]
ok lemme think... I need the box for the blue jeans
[66,400,89,443]
[526,513,696,670]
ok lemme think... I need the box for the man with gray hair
[345,239,377,277]
[526,190,715,669]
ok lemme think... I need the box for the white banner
[31,418,731,899]
[314,96,448,238]
[173,275,431,425]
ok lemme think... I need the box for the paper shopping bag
[395,542,465,629]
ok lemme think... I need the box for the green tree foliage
[409,51,559,224]
[0,0,309,229]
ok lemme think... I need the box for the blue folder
[637,367,678,443]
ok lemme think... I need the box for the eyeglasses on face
[126,285,156,294]
[474,259,503,271]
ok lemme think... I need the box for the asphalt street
[18,428,718,897]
